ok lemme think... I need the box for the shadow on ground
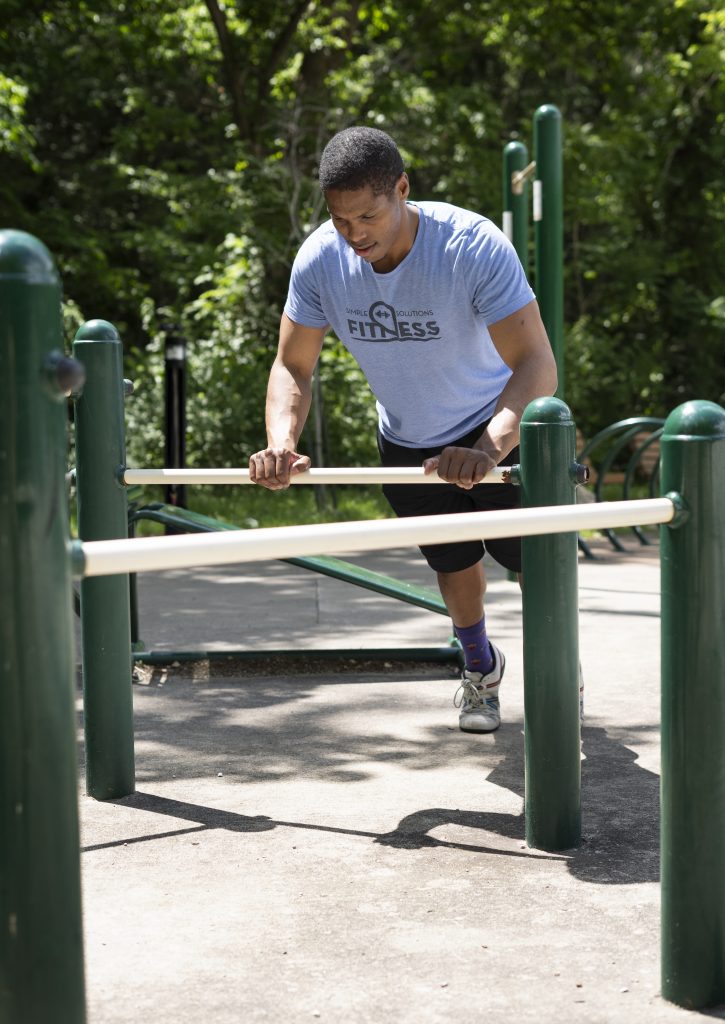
[80,666,660,890]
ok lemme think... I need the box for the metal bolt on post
[73,319,135,800]
[0,230,86,1022]
[660,400,725,1009]
[520,396,581,851]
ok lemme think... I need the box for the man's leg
[376,424,515,733]
[437,562,496,672]
[437,564,522,624]
[436,562,486,629]
[437,562,505,733]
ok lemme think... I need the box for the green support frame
[0,231,86,1023]
[10,229,725,1013]
[73,320,135,801]
[520,398,581,851]
[502,104,564,399]
[660,401,725,1008]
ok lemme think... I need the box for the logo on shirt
[346,301,441,342]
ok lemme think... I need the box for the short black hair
[318,127,404,195]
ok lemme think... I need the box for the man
[249,126,557,733]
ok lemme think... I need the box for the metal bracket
[664,491,690,529]
[68,539,86,579]
[511,161,537,196]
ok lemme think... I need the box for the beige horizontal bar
[123,466,511,486]
[77,497,675,578]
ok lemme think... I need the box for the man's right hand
[248,447,311,489]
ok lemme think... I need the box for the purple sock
[454,617,494,675]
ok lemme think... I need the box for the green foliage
[2,0,724,471]
[0,72,38,169]
[316,339,379,467]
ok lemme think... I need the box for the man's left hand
[422,446,497,490]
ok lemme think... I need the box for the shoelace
[454,677,494,711]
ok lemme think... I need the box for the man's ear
[397,173,410,201]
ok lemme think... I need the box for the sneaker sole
[459,717,501,734]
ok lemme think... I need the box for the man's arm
[248,313,327,489]
[424,300,558,488]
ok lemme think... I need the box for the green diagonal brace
[129,503,449,616]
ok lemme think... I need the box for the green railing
[577,416,664,557]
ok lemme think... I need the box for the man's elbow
[539,347,558,397]
[547,362,558,397]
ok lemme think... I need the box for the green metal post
[660,400,725,1009]
[128,549,142,649]
[520,397,581,851]
[533,104,564,399]
[0,231,86,1022]
[73,320,135,799]
[502,140,530,279]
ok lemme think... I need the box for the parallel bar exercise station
[4,229,725,1020]
[122,466,510,657]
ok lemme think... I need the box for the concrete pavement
[75,530,720,1023]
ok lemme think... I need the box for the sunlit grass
[128,484,393,536]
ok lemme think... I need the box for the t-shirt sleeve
[466,222,536,326]
[283,240,330,329]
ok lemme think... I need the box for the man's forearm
[474,352,558,463]
[265,359,313,449]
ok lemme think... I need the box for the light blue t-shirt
[284,200,535,447]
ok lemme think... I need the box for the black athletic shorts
[377,417,522,574]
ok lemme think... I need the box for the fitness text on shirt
[345,301,441,342]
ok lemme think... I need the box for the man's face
[325,174,412,272]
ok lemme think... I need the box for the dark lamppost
[162,322,187,509]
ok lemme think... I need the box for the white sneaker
[454,643,505,733]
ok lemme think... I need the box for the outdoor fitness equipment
[4,230,725,1019]
[503,104,563,399]
[502,107,665,561]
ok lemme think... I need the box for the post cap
[533,103,562,122]
[74,319,121,343]
[662,400,725,441]
[521,396,573,425]
[503,140,527,157]
[0,229,59,285]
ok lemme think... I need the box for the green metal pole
[73,319,135,800]
[128,539,142,649]
[124,380,144,650]
[0,230,86,1022]
[533,104,564,399]
[502,140,530,279]
[660,400,725,1009]
[520,397,581,851]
